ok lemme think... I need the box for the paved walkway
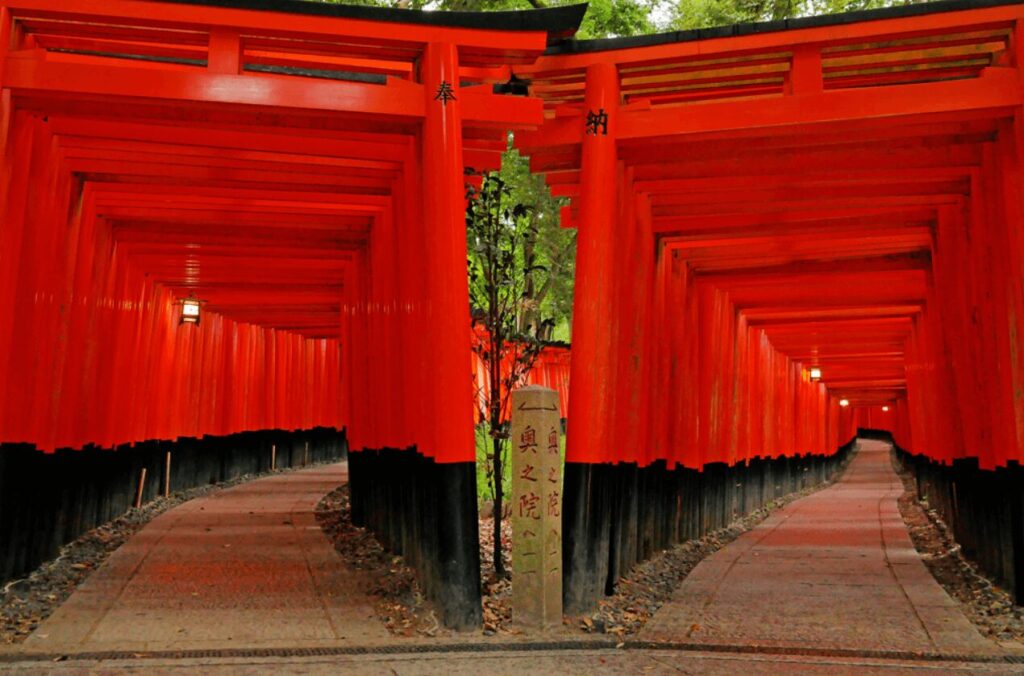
[2,647,1017,674]
[641,440,1000,656]
[21,463,389,653]
[10,440,1014,670]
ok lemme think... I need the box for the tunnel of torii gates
[1,0,1024,630]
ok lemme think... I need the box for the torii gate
[515,0,1024,610]
[2,0,1024,630]
[0,0,584,628]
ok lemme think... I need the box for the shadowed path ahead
[20,463,389,653]
[640,440,1001,656]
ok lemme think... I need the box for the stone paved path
[2,648,1018,674]
[641,440,1000,656]
[10,441,1013,671]
[20,463,389,653]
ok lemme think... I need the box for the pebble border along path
[894,453,1024,649]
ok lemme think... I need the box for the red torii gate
[2,0,1024,629]
[516,0,1024,609]
[0,0,583,627]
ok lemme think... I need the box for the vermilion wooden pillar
[997,118,1024,461]
[977,142,1017,469]
[1009,19,1024,463]
[649,242,673,465]
[0,110,31,441]
[566,61,619,466]
[420,42,474,463]
[564,62,620,613]
[417,42,481,629]
[632,191,656,467]
[400,143,426,451]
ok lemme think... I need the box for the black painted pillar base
[894,444,1024,607]
[435,461,482,629]
[347,448,482,630]
[563,462,612,615]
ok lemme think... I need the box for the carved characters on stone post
[512,385,563,627]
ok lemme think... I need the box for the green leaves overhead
[669,0,928,29]
[313,0,934,38]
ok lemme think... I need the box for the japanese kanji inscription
[511,385,563,628]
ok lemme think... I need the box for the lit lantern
[839,398,850,407]
[180,296,201,325]
[882,405,890,412]
[809,367,822,381]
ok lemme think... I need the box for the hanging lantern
[839,398,850,407]
[809,367,822,381]
[180,295,201,325]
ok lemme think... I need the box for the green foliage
[467,171,554,575]
[670,0,929,29]
[497,142,575,342]
[476,424,511,504]
[308,0,934,44]
[311,0,389,5]
[312,0,658,39]
[467,171,551,351]
[574,0,658,38]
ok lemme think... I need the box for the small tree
[467,172,552,578]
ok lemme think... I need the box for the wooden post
[563,62,619,615]
[566,61,620,467]
[164,451,171,498]
[511,385,563,628]
[304,441,309,467]
[271,443,276,471]
[134,467,147,509]
[419,40,474,463]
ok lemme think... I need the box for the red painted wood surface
[517,2,1024,470]
[0,1,553,460]
[469,327,571,423]
[1,0,1022,475]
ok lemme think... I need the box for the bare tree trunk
[491,432,504,577]
[521,225,537,334]
[489,278,506,576]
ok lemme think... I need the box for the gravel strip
[1,461,335,645]
[314,485,441,637]
[892,454,1024,646]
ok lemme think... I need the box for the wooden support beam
[207,28,241,75]
[4,53,425,119]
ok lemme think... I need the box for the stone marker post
[511,385,563,627]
